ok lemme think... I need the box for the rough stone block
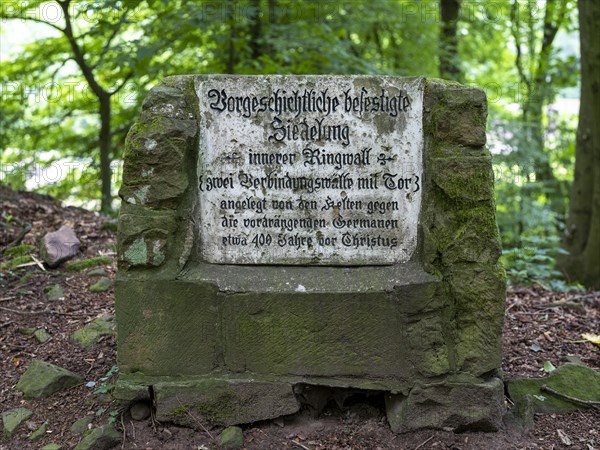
[39,225,80,268]
[153,377,300,427]
[386,377,504,433]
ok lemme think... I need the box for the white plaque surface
[196,76,423,265]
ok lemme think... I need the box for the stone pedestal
[115,75,505,432]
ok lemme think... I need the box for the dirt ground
[1,186,599,450]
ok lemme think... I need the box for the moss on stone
[3,243,35,257]
[1,255,32,270]
[65,256,111,272]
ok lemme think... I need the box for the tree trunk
[99,94,113,214]
[560,0,600,289]
[249,0,262,59]
[226,0,236,73]
[439,0,461,81]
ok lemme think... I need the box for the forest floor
[1,185,599,450]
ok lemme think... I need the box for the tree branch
[510,0,531,91]
[0,15,64,33]
[92,9,131,70]
[59,0,107,99]
[110,72,134,96]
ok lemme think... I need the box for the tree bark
[439,0,461,81]
[560,0,600,289]
[249,0,262,59]
[99,94,113,214]
[61,0,114,213]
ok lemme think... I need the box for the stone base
[115,374,300,427]
[385,376,505,432]
[115,262,505,432]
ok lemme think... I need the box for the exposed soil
[1,185,599,450]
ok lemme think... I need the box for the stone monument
[115,75,506,432]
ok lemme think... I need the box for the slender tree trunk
[249,0,262,59]
[560,0,600,289]
[226,0,236,73]
[439,0,461,81]
[99,94,112,213]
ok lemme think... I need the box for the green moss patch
[65,256,112,272]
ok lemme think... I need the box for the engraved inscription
[197,76,424,265]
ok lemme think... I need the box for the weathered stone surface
[504,394,535,433]
[424,81,487,147]
[16,360,83,398]
[71,416,94,434]
[73,424,121,450]
[89,277,113,293]
[129,402,151,421]
[41,444,63,450]
[46,284,65,301]
[39,225,80,268]
[196,76,424,265]
[154,378,300,427]
[29,421,48,440]
[507,363,600,414]
[385,377,504,433]
[72,316,115,349]
[115,76,505,433]
[87,268,108,277]
[2,407,33,437]
[220,426,244,449]
[33,328,51,343]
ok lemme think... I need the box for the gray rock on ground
[72,316,115,349]
[15,360,83,399]
[73,424,121,450]
[71,416,94,434]
[220,426,244,449]
[129,402,151,421]
[2,407,33,437]
[89,277,113,293]
[507,363,600,414]
[39,225,80,268]
[87,268,108,277]
[29,421,49,440]
[46,284,65,301]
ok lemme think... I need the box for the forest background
[1,0,598,289]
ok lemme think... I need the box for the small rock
[504,394,534,433]
[39,225,80,268]
[46,284,65,301]
[89,277,113,293]
[71,416,94,434]
[41,444,63,450]
[87,268,107,277]
[29,421,49,440]
[130,402,151,421]
[72,316,115,349]
[16,360,83,399]
[220,426,244,449]
[18,327,36,336]
[2,407,33,437]
[34,328,51,343]
[507,363,600,414]
[73,424,121,450]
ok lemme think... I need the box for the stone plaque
[196,76,424,265]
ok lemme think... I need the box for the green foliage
[501,236,581,291]
[94,365,119,395]
[0,0,582,288]
[65,256,112,272]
